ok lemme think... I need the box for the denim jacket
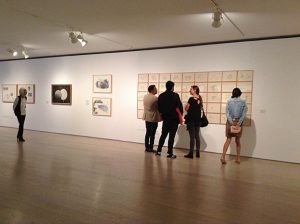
[226,97,248,125]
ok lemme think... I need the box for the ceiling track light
[69,31,78,44]
[209,0,245,36]
[212,8,223,28]
[7,48,18,56]
[22,51,29,59]
[69,31,88,47]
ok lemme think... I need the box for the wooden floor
[0,127,299,224]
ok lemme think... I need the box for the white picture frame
[18,84,35,104]
[93,74,112,93]
[92,97,112,116]
[2,84,17,103]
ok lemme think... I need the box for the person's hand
[232,120,238,126]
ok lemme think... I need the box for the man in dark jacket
[156,81,183,158]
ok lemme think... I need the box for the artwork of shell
[51,84,72,105]
[93,75,112,93]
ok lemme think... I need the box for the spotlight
[69,32,78,44]
[68,31,88,46]
[79,39,88,47]
[22,51,29,59]
[212,8,223,28]
[77,33,88,47]
[7,48,18,56]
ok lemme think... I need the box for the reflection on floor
[0,127,299,224]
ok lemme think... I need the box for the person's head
[231,88,242,98]
[19,88,27,97]
[190,85,200,95]
[166,81,174,91]
[148,85,157,95]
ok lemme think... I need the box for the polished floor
[0,127,299,224]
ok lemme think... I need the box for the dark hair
[148,85,156,93]
[232,88,242,98]
[191,85,200,95]
[166,81,174,91]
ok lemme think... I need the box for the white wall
[1,38,300,163]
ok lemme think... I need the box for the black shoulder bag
[14,96,21,116]
[200,107,209,127]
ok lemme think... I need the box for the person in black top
[13,87,28,142]
[155,81,183,159]
[184,85,203,158]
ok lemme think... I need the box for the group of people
[12,81,248,165]
[143,81,248,164]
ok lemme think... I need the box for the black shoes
[196,151,200,158]
[155,151,161,156]
[145,148,154,152]
[167,154,177,159]
[184,153,193,159]
[17,138,25,142]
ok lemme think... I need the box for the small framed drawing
[51,84,72,105]
[2,84,17,103]
[18,84,35,104]
[92,97,112,116]
[93,74,112,93]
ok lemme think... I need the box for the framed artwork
[223,71,237,81]
[2,84,17,103]
[92,97,112,116]
[137,110,144,119]
[208,71,222,82]
[138,83,148,92]
[171,73,182,82]
[18,84,35,104]
[195,72,208,82]
[51,84,72,105]
[138,74,148,83]
[207,113,221,124]
[207,93,221,103]
[238,70,253,81]
[93,74,112,93]
[182,73,194,82]
[149,73,159,82]
[159,73,170,83]
[136,70,253,126]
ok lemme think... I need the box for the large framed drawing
[51,84,72,105]
[18,84,35,104]
[137,70,254,126]
[93,75,112,93]
[92,97,112,116]
[2,84,17,103]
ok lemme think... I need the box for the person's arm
[176,93,183,114]
[13,96,19,110]
[185,103,190,112]
[238,102,248,126]
[226,102,233,125]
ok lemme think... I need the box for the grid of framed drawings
[137,70,253,126]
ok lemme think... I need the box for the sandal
[220,158,227,164]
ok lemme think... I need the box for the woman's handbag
[230,125,241,133]
[200,108,208,127]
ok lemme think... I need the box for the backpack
[14,96,21,116]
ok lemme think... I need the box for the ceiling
[0,0,300,61]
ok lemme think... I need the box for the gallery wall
[1,37,300,163]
